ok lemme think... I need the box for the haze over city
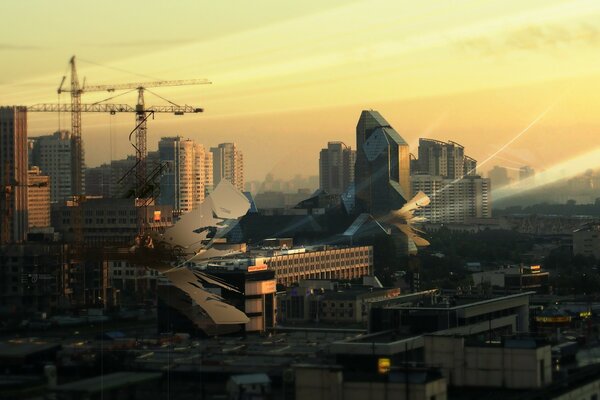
[2,0,600,182]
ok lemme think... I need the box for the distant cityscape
[2,102,600,400]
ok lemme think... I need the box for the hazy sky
[2,0,600,182]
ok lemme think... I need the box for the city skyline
[1,0,600,183]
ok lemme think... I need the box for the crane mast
[69,56,83,197]
[55,56,210,200]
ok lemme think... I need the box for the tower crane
[54,55,211,197]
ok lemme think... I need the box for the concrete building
[319,141,355,196]
[411,174,491,223]
[52,198,173,245]
[294,364,447,400]
[211,142,244,192]
[277,279,400,324]
[354,110,410,216]
[27,167,50,229]
[263,245,373,287]
[413,139,476,179]
[328,291,533,368]
[0,240,71,314]
[573,223,600,259]
[29,130,84,203]
[0,106,28,244]
[158,137,210,213]
[424,334,552,389]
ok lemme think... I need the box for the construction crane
[56,56,211,195]
[27,102,204,200]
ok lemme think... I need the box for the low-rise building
[573,223,600,259]
[277,279,400,324]
[472,265,550,294]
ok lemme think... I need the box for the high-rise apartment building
[211,142,244,192]
[0,106,28,243]
[30,130,85,203]
[319,141,356,196]
[411,140,491,223]
[203,148,213,196]
[414,139,477,179]
[354,110,410,216]
[411,174,491,223]
[27,167,50,229]
[158,137,210,213]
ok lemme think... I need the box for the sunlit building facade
[211,142,244,192]
[27,167,50,229]
[0,106,28,243]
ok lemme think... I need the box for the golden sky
[1,0,600,182]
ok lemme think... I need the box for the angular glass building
[354,110,410,216]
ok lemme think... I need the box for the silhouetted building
[319,141,355,195]
[211,142,244,192]
[520,165,535,181]
[573,223,600,259]
[488,165,511,188]
[29,130,84,202]
[354,110,410,216]
[27,167,50,229]
[0,106,28,244]
[52,198,173,245]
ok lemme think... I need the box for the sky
[1,0,600,183]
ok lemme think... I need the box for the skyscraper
[211,142,244,192]
[319,141,356,196]
[27,167,51,229]
[158,137,210,213]
[30,130,85,203]
[354,110,410,216]
[0,106,28,243]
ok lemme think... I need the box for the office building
[488,165,511,188]
[29,130,84,203]
[260,245,373,287]
[319,141,356,195]
[211,142,244,192]
[354,110,410,216]
[27,167,50,229]
[0,106,28,244]
[411,174,491,223]
[158,137,210,213]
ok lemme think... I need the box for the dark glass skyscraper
[354,110,410,216]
